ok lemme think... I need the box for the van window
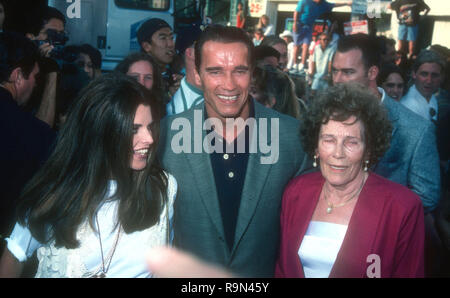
[115,0,170,11]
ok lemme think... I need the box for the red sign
[344,20,369,35]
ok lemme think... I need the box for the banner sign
[344,20,369,35]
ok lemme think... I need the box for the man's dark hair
[195,25,255,72]
[28,6,66,35]
[260,36,286,48]
[136,18,171,46]
[376,63,406,86]
[375,36,396,59]
[255,45,280,62]
[337,33,381,70]
[43,6,66,25]
[0,31,39,83]
[413,49,446,73]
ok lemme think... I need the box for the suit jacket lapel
[329,174,384,277]
[184,106,226,241]
[382,96,399,137]
[373,96,399,171]
[231,103,273,254]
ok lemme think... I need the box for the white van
[49,0,204,71]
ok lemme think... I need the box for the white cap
[279,30,292,38]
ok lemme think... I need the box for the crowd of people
[0,0,449,278]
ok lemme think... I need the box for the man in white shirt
[279,30,295,70]
[166,25,203,116]
[401,50,445,123]
[309,32,335,94]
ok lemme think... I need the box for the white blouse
[298,221,348,278]
[6,173,177,278]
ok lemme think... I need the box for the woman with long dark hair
[0,73,176,277]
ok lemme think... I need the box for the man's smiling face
[196,41,252,123]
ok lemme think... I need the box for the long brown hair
[16,73,168,248]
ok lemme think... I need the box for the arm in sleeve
[409,123,441,212]
[275,180,295,278]
[392,196,425,277]
[5,222,42,262]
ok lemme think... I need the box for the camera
[33,29,71,61]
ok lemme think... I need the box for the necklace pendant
[326,206,333,214]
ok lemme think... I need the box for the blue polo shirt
[296,0,334,26]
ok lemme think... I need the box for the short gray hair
[413,50,446,73]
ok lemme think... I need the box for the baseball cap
[137,18,171,45]
[175,24,203,55]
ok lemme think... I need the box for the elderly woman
[275,83,425,278]
[0,73,176,277]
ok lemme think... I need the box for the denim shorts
[398,24,418,41]
[293,23,313,45]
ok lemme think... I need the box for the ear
[9,67,21,83]
[412,71,417,80]
[185,47,195,60]
[141,41,152,54]
[194,67,202,87]
[367,65,379,82]
[25,33,36,40]
[269,96,276,108]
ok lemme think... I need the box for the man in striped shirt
[167,25,204,115]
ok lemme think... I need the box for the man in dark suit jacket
[331,33,440,213]
[158,26,310,277]
[0,32,56,240]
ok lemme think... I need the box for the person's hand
[306,73,313,85]
[147,246,235,278]
[38,42,54,58]
[168,74,183,97]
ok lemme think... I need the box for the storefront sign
[249,0,267,18]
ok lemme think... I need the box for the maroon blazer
[275,172,425,278]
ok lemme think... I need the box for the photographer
[25,6,67,128]
[137,18,182,110]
